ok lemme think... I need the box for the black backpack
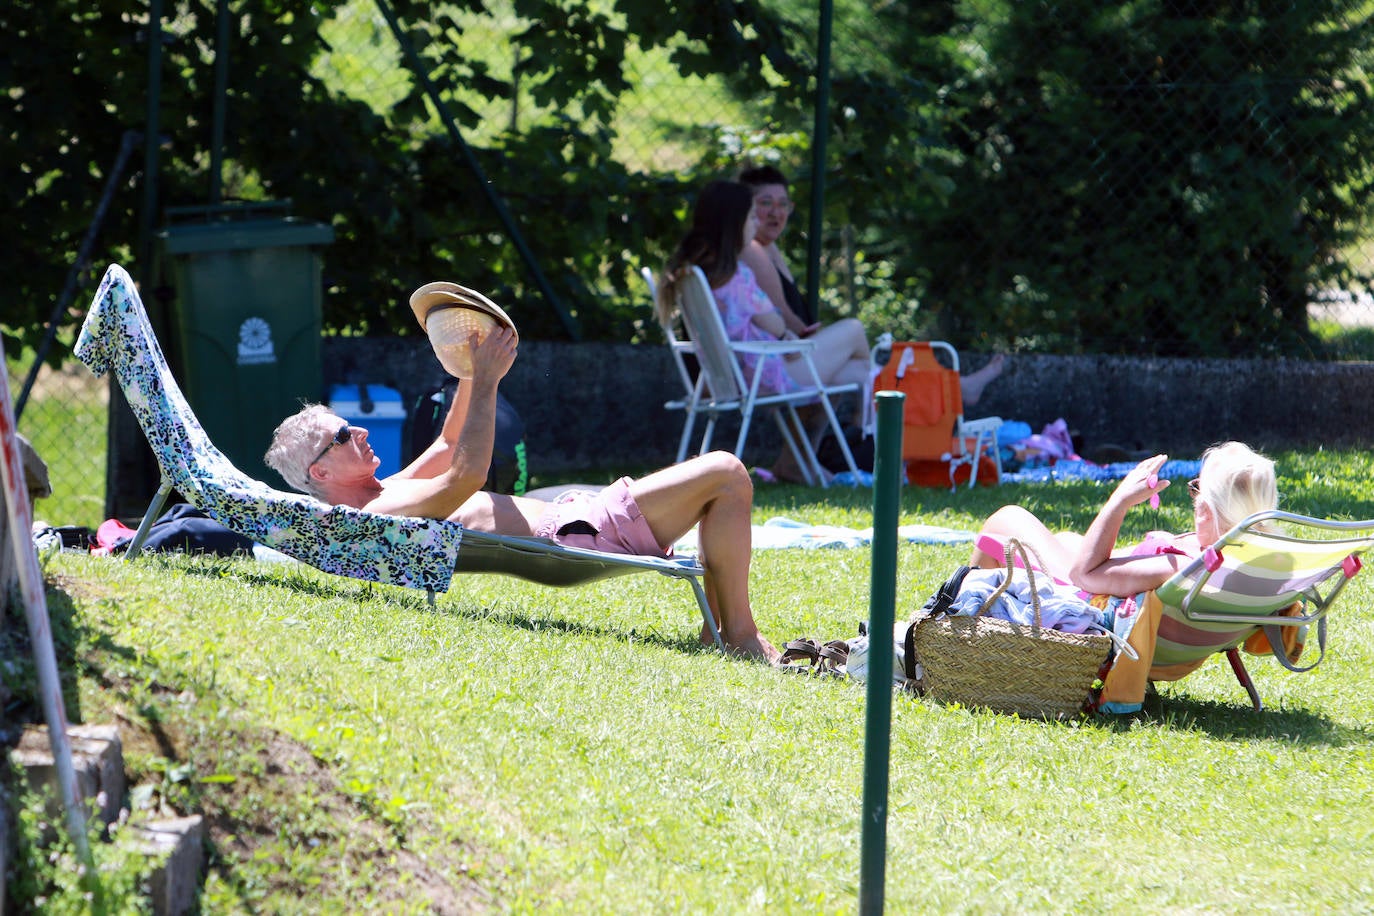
[408,381,528,495]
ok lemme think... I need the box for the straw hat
[408,281,518,379]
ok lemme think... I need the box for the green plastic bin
[156,203,334,485]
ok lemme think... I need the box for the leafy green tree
[2,0,803,352]
[907,0,1374,356]
[4,0,1371,359]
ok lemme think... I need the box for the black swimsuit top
[776,268,816,326]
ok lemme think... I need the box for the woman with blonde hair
[968,441,1279,597]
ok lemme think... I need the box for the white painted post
[0,356,91,865]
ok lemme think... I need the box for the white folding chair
[658,265,859,486]
[642,266,699,427]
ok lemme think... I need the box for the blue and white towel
[1001,459,1202,486]
[674,516,976,555]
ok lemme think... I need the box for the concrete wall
[324,337,1374,473]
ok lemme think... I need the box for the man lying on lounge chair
[265,311,779,663]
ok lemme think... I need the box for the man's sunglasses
[312,423,352,466]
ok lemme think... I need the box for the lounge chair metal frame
[78,264,723,650]
[1154,508,1374,710]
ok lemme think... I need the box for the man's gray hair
[264,404,336,496]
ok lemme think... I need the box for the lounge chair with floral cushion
[75,264,721,649]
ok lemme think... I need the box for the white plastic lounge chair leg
[771,409,818,486]
[967,435,984,488]
[815,393,859,480]
[697,415,719,458]
[675,413,697,465]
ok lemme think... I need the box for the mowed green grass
[43,449,1374,912]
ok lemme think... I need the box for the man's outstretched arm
[368,326,517,518]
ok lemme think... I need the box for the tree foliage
[898,0,1374,355]
[3,0,1372,359]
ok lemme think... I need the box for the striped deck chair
[1113,510,1374,712]
[75,264,722,649]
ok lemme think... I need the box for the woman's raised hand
[1114,454,1170,509]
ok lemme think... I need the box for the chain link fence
[7,0,1373,528]
[307,0,1374,348]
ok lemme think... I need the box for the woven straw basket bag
[908,539,1113,718]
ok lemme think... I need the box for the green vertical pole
[860,390,904,914]
[139,0,164,275]
[209,0,230,205]
[805,0,833,320]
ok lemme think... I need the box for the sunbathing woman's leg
[628,452,779,663]
[968,505,1085,581]
[770,318,870,482]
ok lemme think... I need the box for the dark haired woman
[657,179,871,400]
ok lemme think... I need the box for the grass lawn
[13,449,1374,912]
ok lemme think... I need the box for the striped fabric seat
[1150,511,1374,706]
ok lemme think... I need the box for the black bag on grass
[816,425,876,474]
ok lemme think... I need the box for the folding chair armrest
[961,416,1003,434]
[730,339,817,356]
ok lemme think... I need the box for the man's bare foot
[726,632,782,665]
[701,624,782,664]
[962,353,1005,407]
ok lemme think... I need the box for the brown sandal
[781,638,822,668]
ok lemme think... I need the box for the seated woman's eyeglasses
[312,423,352,466]
[755,196,794,214]
[1187,478,1201,498]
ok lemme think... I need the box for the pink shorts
[533,477,668,557]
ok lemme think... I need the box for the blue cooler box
[328,384,406,479]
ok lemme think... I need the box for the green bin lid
[158,218,334,255]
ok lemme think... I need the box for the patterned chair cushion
[75,264,463,592]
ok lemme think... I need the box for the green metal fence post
[805,0,834,321]
[860,390,904,914]
[139,0,163,276]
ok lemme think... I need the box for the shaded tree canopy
[4,0,1371,360]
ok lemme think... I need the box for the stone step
[11,723,125,827]
[9,724,205,915]
[129,814,205,916]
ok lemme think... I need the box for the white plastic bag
[843,621,918,685]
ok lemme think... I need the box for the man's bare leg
[628,452,780,663]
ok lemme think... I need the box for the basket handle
[975,537,1047,629]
